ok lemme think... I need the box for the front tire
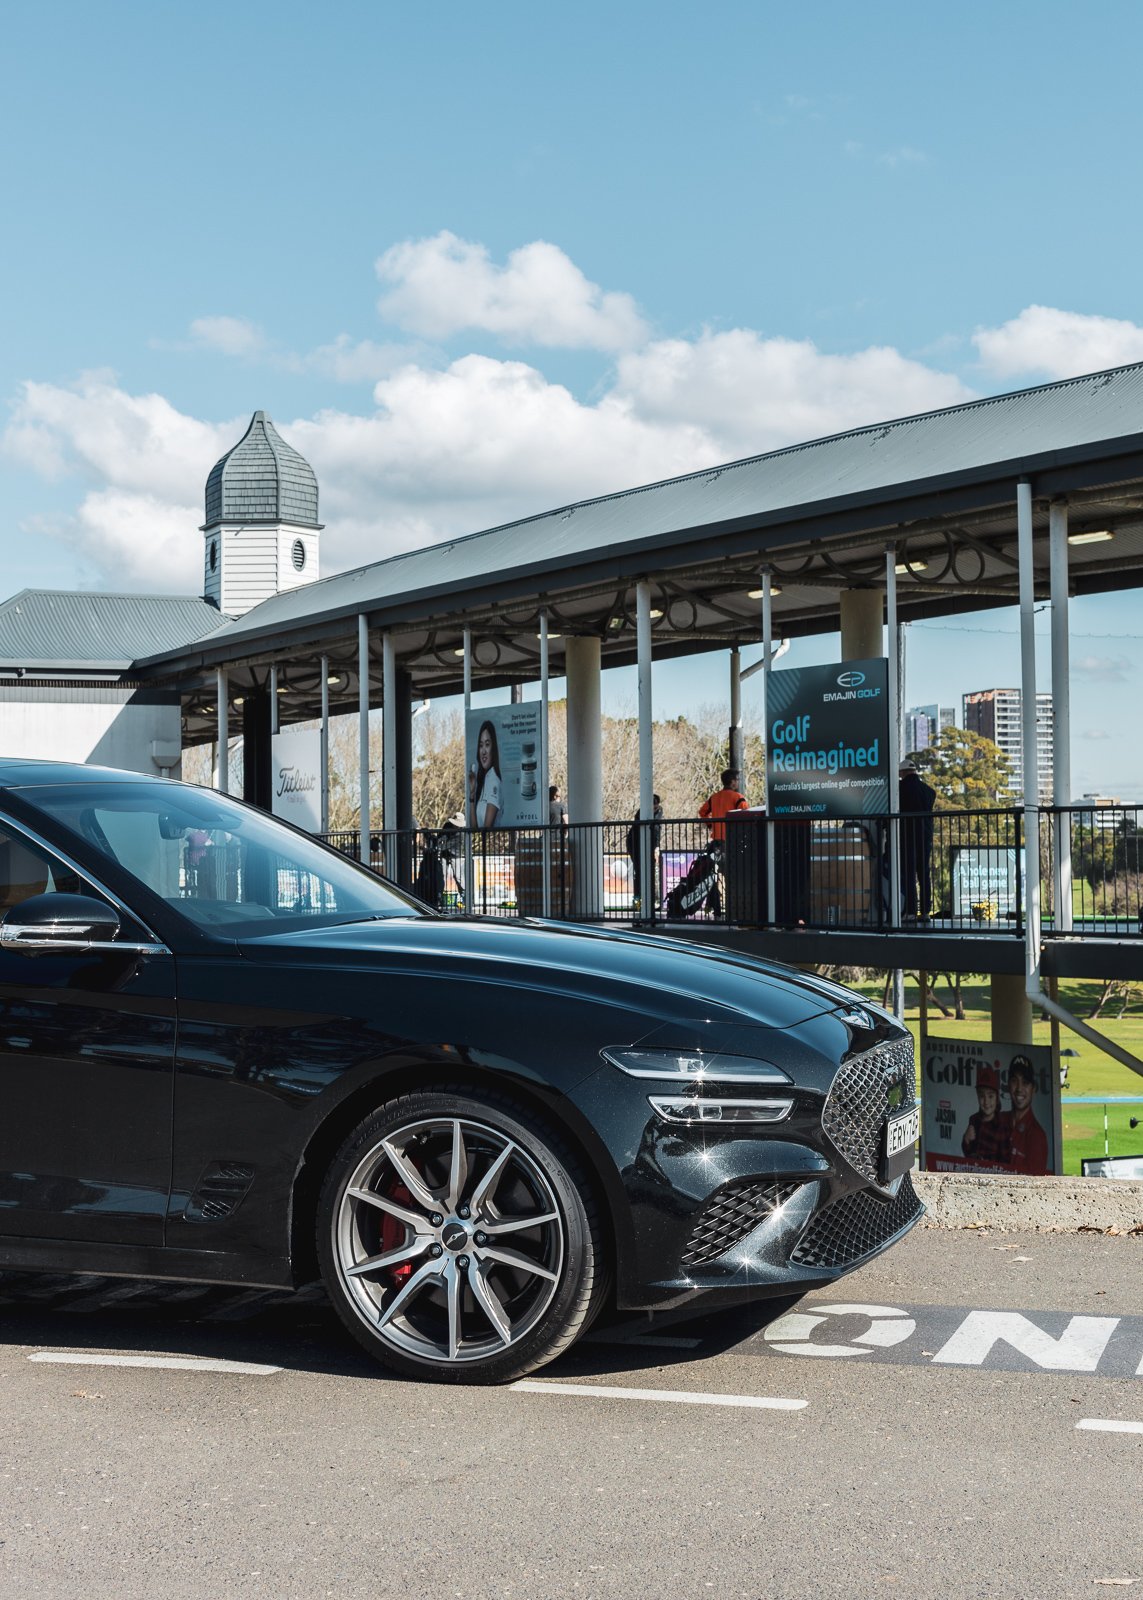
[316,1089,604,1383]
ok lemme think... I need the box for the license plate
[881,1105,920,1181]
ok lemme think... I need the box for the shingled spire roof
[203,411,320,529]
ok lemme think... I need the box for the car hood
[244,916,864,1033]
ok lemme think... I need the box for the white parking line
[512,1380,806,1410]
[27,1353,281,1375]
[1076,1418,1143,1435]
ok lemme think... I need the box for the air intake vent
[791,1174,922,1270]
[185,1161,255,1224]
[682,1180,803,1267]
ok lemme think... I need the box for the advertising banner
[921,1035,1057,1175]
[466,703,544,829]
[951,846,1018,920]
[766,658,890,818]
[270,727,322,832]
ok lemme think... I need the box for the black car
[0,760,922,1382]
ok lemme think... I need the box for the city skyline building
[905,703,956,754]
[963,687,1054,801]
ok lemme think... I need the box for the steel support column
[1050,499,1073,933]
[358,613,371,866]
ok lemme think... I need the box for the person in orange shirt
[697,769,748,918]
[699,768,749,841]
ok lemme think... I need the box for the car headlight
[648,1095,794,1125]
[599,1048,792,1085]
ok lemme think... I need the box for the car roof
[0,758,166,790]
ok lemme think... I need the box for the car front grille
[790,1173,923,1269]
[821,1037,916,1183]
[681,1180,803,1267]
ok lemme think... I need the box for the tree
[913,726,1013,810]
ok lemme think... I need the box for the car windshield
[18,780,424,937]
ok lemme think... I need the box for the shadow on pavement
[0,1272,801,1384]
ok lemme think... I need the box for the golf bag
[666,841,722,919]
[413,829,463,911]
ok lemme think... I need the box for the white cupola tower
[201,411,323,616]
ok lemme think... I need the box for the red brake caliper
[380,1182,416,1285]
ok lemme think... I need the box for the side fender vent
[185,1161,256,1224]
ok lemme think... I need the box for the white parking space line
[1076,1418,1143,1435]
[512,1380,806,1410]
[27,1353,281,1375]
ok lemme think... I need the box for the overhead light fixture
[649,607,664,619]
[232,695,245,708]
[748,584,782,598]
[607,617,624,630]
[275,684,290,695]
[326,672,345,687]
[894,560,929,574]
[1068,529,1114,545]
[453,647,466,657]
[536,631,562,640]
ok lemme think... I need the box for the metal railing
[1041,804,1143,937]
[315,805,1096,936]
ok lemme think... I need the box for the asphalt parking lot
[1,1227,1140,1600]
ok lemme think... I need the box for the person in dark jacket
[626,795,663,908]
[899,760,937,919]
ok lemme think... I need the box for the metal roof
[204,411,320,529]
[160,362,1143,669]
[0,590,230,672]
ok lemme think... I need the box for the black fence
[1040,804,1143,937]
[319,805,1089,936]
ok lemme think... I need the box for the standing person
[698,769,748,918]
[699,768,749,842]
[626,794,663,910]
[468,720,502,830]
[548,784,568,828]
[1007,1055,1049,1175]
[961,1064,1011,1165]
[898,759,936,920]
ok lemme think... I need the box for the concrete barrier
[913,1171,1143,1233]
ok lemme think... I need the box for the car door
[0,818,175,1246]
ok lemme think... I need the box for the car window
[0,826,97,917]
[18,781,423,938]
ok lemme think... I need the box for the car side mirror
[0,893,122,954]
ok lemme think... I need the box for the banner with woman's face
[465,703,544,829]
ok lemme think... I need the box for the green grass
[850,976,1143,1175]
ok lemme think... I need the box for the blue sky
[3,1,1143,795]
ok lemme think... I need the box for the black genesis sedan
[0,760,922,1382]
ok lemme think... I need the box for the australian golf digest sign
[766,658,890,818]
[270,726,322,832]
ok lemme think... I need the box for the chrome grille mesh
[821,1038,916,1182]
[681,1180,803,1267]
[790,1174,923,1269]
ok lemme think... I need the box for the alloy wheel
[333,1115,566,1366]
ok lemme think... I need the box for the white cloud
[1073,655,1133,683]
[189,316,266,358]
[375,231,648,351]
[613,329,973,456]
[973,305,1143,381]
[878,146,926,168]
[1082,728,1111,740]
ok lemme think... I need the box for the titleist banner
[271,727,322,832]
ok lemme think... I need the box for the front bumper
[571,1031,924,1311]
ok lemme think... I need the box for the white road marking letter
[931,1312,1118,1371]
[764,1303,915,1358]
[1077,1419,1143,1435]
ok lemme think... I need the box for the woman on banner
[469,719,503,830]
